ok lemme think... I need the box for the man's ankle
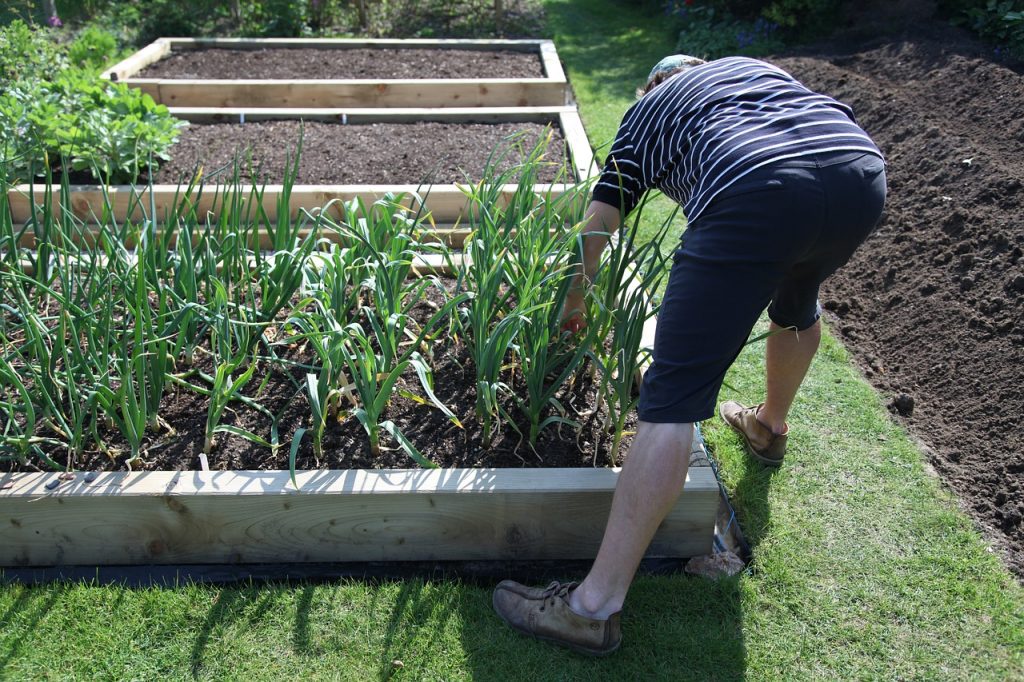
[755,404,789,436]
[568,583,622,620]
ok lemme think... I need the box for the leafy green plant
[1,124,664,474]
[54,77,186,184]
[67,25,120,72]
[93,341,157,469]
[135,0,225,45]
[203,352,262,455]
[335,323,435,465]
[455,221,525,447]
[0,23,184,184]
[586,204,673,464]
[298,314,356,464]
[452,132,591,449]
[243,0,311,36]
[960,0,1024,57]
[758,0,839,33]
[0,20,67,88]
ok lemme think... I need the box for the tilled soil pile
[774,23,1023,577]
[139,47,545,79]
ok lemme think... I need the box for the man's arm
[560,200,622,331]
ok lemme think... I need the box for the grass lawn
[2,1,1023,680]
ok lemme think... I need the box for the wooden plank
[0,467,718,566]
[559,109,600,181]
[137,79,566,108]
[120,79,161,99]
[539,40,567,83]
[107,38,568,107]
[101,39,171,81]
[168,105,575,124]
[7,183,575,226]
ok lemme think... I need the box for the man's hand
[559,200,622,335]
[560,286,587,334]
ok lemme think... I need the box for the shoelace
[538,580,578,612]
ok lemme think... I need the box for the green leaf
[381,420,437,469]
[212,424,272,447]
[289,427,307,489]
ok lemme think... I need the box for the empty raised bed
[102,38,569,108]
[6,105,596,237]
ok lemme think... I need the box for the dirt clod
[891,393,915,417]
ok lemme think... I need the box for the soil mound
[774,23,1024,577]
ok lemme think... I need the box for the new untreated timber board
[6,107,597,228]
[102,38,569,108]
[0,465,719,566]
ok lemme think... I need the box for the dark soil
[14,279,634,475]
[152,120,568,185]
[139,48,545,80]
[772,23,1024,577]
[135,339,632,474]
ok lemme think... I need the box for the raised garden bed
[1,154,720,567]
[102,38,569,108]
[6,106,595,234]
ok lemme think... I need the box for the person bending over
[492,54,886,656]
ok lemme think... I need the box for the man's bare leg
[758,319,821,433]
[567,421,694,619]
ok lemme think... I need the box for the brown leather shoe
[492,580,622,656]
[719,401,787,466]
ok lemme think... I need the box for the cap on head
[647,54,705,81]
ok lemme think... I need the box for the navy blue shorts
[637,151,887,424]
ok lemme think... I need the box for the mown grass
[1,1,1023,680]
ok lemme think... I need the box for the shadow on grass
[190,589,240,679]
[0,585,62,675]
[292,583,315,654]
[460,573,749,675]
[372,581,460,681]
[188,584,287,679]
[455,565,748,679]
[731,460,782,551]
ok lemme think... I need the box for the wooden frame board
[0,438,718,567]
[102,38,569,108]
[5,107,597,229]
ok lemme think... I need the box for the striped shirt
[592,57,883,223]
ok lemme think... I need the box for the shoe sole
[492,593,621,657]
[719,403,784,467]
